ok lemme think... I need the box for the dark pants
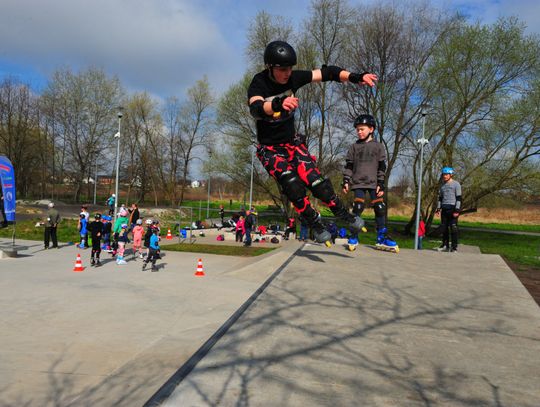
[44,226,58,248]
[235,230,243,242]
[244,227,252,246]
[353,188,385,231]
[440,207,458,249]
[145,248,159,266]
[91,237,101,258]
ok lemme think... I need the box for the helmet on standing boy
[441,167,455,175]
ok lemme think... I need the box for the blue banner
[0,156,16,222]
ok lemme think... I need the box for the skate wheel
[324,241,332,248]
[394,247,400,253]
[361,227,367,233]
[348,244,356,252]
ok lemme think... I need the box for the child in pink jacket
[132,219,145,259]
[235,216,245,242]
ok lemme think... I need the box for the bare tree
[177,77,215,205]
[41,67,122,202]
[0,78,43,197]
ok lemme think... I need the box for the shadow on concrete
[152,266,540,406]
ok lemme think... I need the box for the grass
[378,225,540,268]
[2,217,539,267]
[162,243,275,257]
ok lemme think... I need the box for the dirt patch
[504,259,540,307]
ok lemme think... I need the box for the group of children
[77,208,161,270]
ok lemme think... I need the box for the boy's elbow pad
[249,100,266,119]
[321,65,344,82]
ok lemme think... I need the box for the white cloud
[0,0,240,97]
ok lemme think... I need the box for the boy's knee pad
[353,198,365,215]
[372,198,386,218]
[450,224,459,233]
[310,178,336,202]
[279,172,306,203]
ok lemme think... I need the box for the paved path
[160,243,540,407]
[0,238,294,406]
[1,238,540,406]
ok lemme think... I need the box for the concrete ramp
[160,244,540,407]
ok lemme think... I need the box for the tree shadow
[150,259,540,406]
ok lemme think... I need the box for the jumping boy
[247,40,377,243]
[342,114,398,252]
[436,167,461,252]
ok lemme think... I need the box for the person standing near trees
[247,40,377,244]
[436,167,462,252]
[243,210,256,247]
[342,114,398,252]
[128,203,140,232]
[107,194,115,216]
[44,202,60,249]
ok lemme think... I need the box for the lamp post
[414,105,429,251]
[249,138,255,210]
[93,153,98,205]
[206,150,212,219]
[113,106,123,225]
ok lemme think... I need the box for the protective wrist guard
[348,72,370,84]
[321,65,344,82]
[249,99,266,119]
[271,96,287,113]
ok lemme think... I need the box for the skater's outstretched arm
[311,66,378,87]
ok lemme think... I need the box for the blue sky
[1,0,539,100]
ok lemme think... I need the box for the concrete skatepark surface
[1,238,539,406]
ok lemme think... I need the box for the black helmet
[264,41,297,67]
[94,213,102,220]
[353,114,376,129]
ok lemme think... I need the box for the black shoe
[95,260,101,267]
[44,246,49,250]
[450,247,458,253]
[90,259,95,266]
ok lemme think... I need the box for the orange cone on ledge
[166,228,173,240]
[73,253,84,272]
[194,258,205,276]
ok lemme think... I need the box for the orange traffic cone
[73,253,84,272]
[194,258,205,276]
[166,228,173,240]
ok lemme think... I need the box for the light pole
[249,138,255,210]
[206,150,212,219]
[414,105,429,250]
[113,106,123,225]
[93,153,98,205]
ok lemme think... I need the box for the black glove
[271,96,287,113]
[348,72,371,84]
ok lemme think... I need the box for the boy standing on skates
[247,41,377,244]
[88,213,103,266]
[342,114,398,251]
[436,167,461,252]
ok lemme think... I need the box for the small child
[142,227,161,271]
[88,213,103,266]
[116,224,129,265]
[143,219,154,259]
[132,218,145,259]
[78,213,88,249]
[418,218,426,250]
[102,215,112,252]
[235,216,245,242]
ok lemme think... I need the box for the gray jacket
[46,208,61,227]
[343,139,387,190]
